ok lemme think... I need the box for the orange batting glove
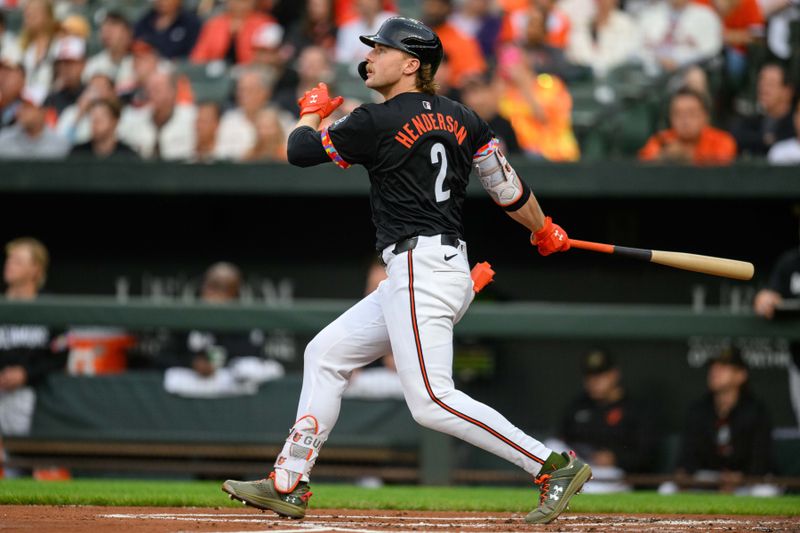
[297,82,344,119]
[531,216,570,256]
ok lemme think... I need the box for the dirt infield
[1,506,799,532]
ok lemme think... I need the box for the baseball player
[222,16,591,525]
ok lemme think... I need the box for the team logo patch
[422,101,431,110]
[331,114,349,129]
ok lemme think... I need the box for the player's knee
[303,337,324,368]
[406,395,442,429]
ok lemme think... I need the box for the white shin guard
[273,415,325,493]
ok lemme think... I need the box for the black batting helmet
[358,16,443,79]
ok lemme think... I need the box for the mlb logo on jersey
[423,101,431,110]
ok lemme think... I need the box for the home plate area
[97,508,800,532]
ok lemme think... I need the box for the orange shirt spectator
[435,23,487,87]
[333,0,396,26]
[499,3,571,48]
[695,0,763,53]
[191,10,275,64]
[498,69,579,162]
[639,127,737,164]
[639,88,737,165]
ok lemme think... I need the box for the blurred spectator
[460,74,521,154]
[333,0,396,26]
[496,45,580,161]
[118,69,196,160]
[163,262,285,398]
[191,100,222,162]
[681,64,711,98]
[83,11,135,92]
[283,0,337,60]
[533,0,572,48]
[120,37,162,106]
[0,58,24,130]
[251,21,298,97]
[519,5,586,82]
[242,106,287,161]
[335,0,394,64]
[276,45,332,117]
[69,98,138,159]
[676,347,773,493]
[499,0,572,49]
[553,349,657,491]
[637,0,722,75]
[0,85,69,159]
[55,72,116,144]
[120,37,194,108]
[134,0,202,60]
[59,13,90,41]
[190,0,275,65]
[704,0,765,84]
[765,0,800,60]
[18,0,61,90]
[1,10,21,64]
[422,0,487,89]
[450,0,502,61]
[638,87,737,164]
[566,0,642,78]
[731,62,796,157]
[217,65,274,159]
[44,35,85,114]
[1,237,67,477]
[767,100,800,164]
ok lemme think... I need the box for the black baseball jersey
[287,92,497,250]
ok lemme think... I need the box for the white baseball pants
[291,235,552,477]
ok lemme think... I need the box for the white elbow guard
[473,144,530,211]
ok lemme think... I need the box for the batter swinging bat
[568,239,754,280]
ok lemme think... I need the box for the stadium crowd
[0,0,797,164]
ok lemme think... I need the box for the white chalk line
[101,512,790,532]
[101,513,505,521]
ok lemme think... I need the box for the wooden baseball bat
[568,239,754,280]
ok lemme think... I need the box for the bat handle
[568,239,614,254]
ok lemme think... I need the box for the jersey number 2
[431,143,450,203]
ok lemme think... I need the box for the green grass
[1,479,799,515]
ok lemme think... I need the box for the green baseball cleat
[525,451,592,525]
[222,472,312,519]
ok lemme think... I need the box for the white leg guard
[273,415,325,493]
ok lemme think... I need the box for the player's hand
[531,216,570,256]
[297,82,344,119]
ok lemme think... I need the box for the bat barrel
[651,250,754,280]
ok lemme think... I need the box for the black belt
[378,235,460,266]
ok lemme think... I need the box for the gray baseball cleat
[525,451,592,524]
[222,472,312,519]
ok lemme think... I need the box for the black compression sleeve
[287,126,330,167]
[502,177,531,212]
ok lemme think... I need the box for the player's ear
[403,57,420,76]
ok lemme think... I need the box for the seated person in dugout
[162,262,284,398]
[549,349,657,492]
[1,237,68,477]
[675,347,775,494]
